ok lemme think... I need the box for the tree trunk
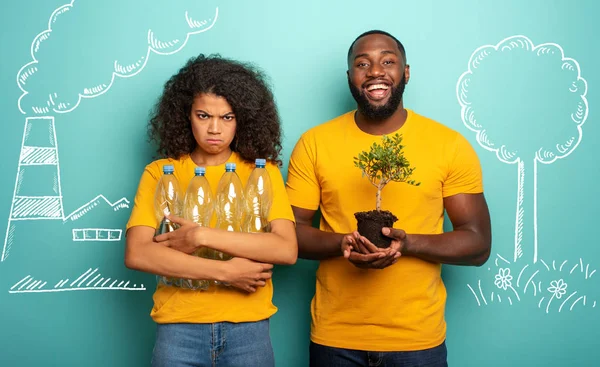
[513,157,539,263]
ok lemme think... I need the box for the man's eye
[197,113,208,119]
[223,115,235,121]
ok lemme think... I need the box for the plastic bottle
[243,158,273,233]
[181,166,214,290]
[214,162,244,262]
[154,164,183,287]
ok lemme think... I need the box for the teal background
[1,0,598,366]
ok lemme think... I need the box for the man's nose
[368,63,385,78]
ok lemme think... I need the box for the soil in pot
[354,210,398,248]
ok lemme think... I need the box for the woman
[125,54,297,367]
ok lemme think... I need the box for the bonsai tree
[353,133,420,248]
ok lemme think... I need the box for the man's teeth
[366,84,389,91]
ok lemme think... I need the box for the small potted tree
[353,133,420,248]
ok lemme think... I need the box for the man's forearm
[404,229,490,266]
[296,223,344,260]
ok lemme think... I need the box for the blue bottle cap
[225,162,236,171]
[195,167,206,176]
[255,158,266,167]
[163,164,174,174]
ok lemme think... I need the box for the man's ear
[405,64,411,84]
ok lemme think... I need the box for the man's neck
[354,104,408,135]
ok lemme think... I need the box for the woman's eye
[223,115,235,121]
[197,113,208,119]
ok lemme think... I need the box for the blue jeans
[151,319,274,367]
[309,341,448,367]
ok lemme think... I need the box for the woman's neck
[190,148,233,167]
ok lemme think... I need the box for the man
[285,30,492,366]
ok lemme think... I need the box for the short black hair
[347,30,406,63]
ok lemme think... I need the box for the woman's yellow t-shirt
[126,152,294,324]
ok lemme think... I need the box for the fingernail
[382,228,389,235]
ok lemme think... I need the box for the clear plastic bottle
[243,158,273,233]
[214,162,244,262]
[181,166,214,290]
[154,164,183,287]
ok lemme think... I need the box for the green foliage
[353,133,420,210]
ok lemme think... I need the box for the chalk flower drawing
[467,254,597,314]
[494,268,513,291]
[547,279,568,299]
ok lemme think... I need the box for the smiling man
[285,30,492,366]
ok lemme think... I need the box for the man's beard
[349,74,406,121]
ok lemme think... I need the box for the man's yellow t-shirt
[286,109,483,351]
[126,152,294,324]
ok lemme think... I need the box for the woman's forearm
[199,219,297,265]
[125,226,226,281]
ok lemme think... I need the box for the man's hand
[381,227,408,254]
[342,231,401,269]
[220,258,274,293]
[341,233,385,266]
[153,214,205,254]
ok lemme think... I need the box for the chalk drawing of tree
[456,35,588,263]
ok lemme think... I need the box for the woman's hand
[153,214,205,254]
[220,258,274,293]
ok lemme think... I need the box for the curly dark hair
[148,54,283,166]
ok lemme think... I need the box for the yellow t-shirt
[286,109,483,351]
[126,152,295,324]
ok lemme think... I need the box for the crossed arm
[124,216,297,292]
[293,193,491,268]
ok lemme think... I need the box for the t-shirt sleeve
[126,163,161,231]
[266,163,295,223]
[442,132,484,197]
[285,133,321,210]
